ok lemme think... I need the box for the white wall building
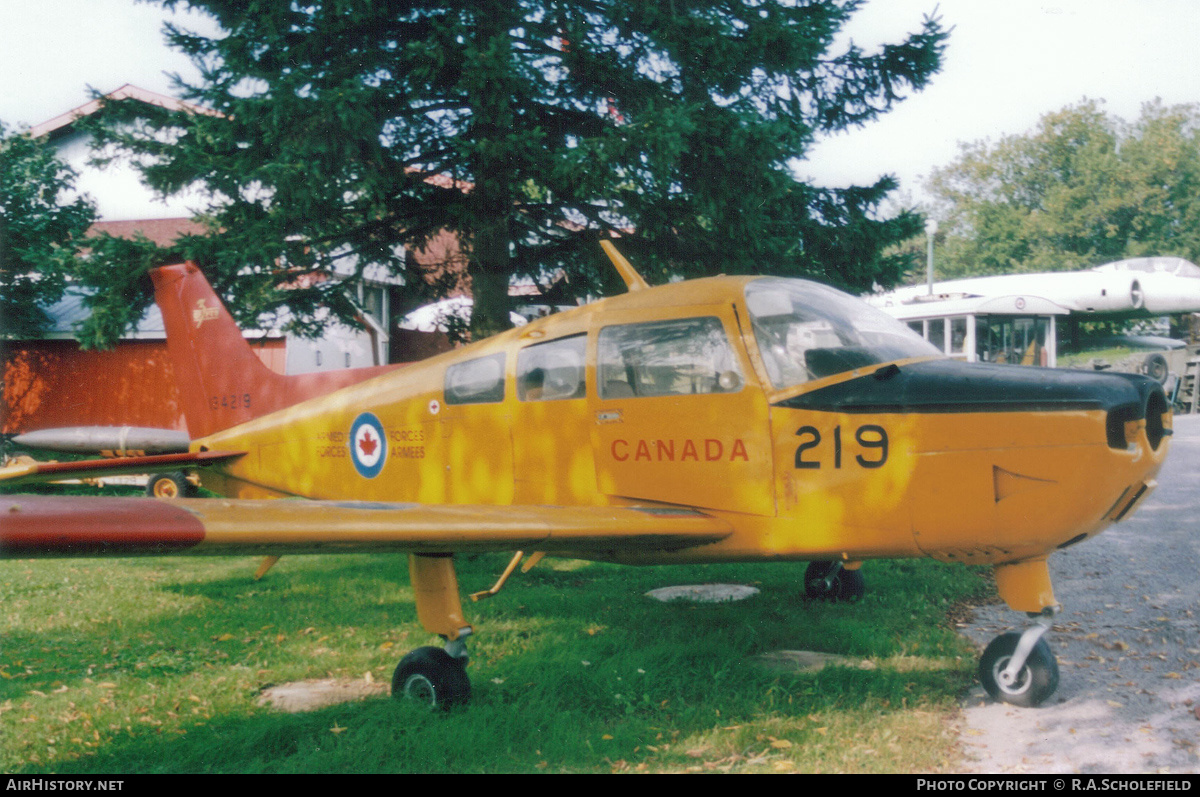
[31,85,399,372]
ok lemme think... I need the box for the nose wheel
[978,613,1060,707]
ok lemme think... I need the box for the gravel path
[954,414,1200,774]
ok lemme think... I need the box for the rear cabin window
[444,353,506,404]
[517,335,587,401]
[597,317,743,399]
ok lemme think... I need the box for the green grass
[1,485,993,773]
[1057,345,1138,368]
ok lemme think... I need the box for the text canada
[610,438,749,463]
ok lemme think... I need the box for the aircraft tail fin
[151,263,400,439]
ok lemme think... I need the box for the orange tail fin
[151,263,400,439]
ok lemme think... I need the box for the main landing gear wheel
[392,646,471,709]
[978,631,1060,708]
[804,561,865,602]
[146,471,196,499]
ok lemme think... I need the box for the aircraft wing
[0,495,732,558]
[0,451,245,486]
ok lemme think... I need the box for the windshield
[745,278,940,390]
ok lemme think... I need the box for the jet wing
[0,495,732,558]
[0,451,245,486]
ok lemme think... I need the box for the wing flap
[0,495,732,557]
[0,451,245,486]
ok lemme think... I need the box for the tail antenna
[600,240,649,292]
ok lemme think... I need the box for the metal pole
[925,218,938,295]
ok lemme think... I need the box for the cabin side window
[444,353,506,404]
[597,317,743,399]
[517,335,587,401]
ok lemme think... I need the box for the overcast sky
[2,0,1197,204]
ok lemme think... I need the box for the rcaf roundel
[349,412,388,478]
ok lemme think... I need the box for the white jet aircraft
[873,257,1200,319]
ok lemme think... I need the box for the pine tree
[91,0,946,343]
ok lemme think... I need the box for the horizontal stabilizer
[0,451,244,486]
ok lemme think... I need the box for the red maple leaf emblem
[358,429,379,457]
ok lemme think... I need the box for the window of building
[950,317,968,355]
[975,316,1049,366]
[928,318,945,352]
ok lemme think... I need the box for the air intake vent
[1145,389,1169,451]
[1106,404,1138,449]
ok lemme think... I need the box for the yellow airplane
[0,242,1173,709]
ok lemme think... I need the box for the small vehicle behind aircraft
[0,243,1173,709]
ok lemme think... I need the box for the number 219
[794,424,888,469]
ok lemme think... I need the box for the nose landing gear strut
[980,558,1062,707]
[978,608,1060,707]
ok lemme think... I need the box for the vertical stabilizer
[151,263,401,439]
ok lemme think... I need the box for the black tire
[978,631,1059,708]
[146,471,195,498]
[391,646,471,709]
[804,561,865,601]
[1143,353,1169,384]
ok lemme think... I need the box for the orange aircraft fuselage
[193,273,1170,613]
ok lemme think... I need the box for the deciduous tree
[927,99,1200,279]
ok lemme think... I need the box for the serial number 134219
[209,393,252,411]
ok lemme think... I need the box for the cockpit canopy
[745,278,940,390]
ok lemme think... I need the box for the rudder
[151,263,401,439]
